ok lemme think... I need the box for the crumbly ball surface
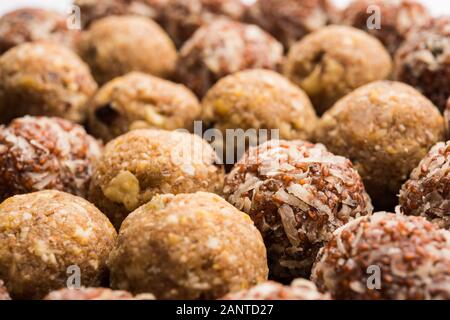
[44,287,155,300]
[0,280,10,300]
[224,140,373,281]
[316,81,445,209]
[77,15,177,85]
[0,116,102,200]
[284,25,392,114]
[0,190,117,300]
[108,192,268,300]
[176,20,283,97]
[88,129,224,228]
[0,42,97,124]
[311,212,450,300]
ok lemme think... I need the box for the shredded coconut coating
[88,72,201,142]
[108,192,268,300]
[284,25,392,115]
[176,19,283,97]
[222,279,329,300]
[245,0,338,49]
[224,139,373,281]
[0,116,102,200]
[202,69,318,142]
[312,212,450,300]
[399,141,450,230]
[0,280,10,300]
[0,8,79,54]
[88,129,224,229]
[316,81,445,210]
[340,0,430,55]
[44,287,155,300]
[77,15,177,85]
[0,42,97,124]
[395,16,450,111]
[0,190,117,300]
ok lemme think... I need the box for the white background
[0,0,448,16]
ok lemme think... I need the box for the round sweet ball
[395,17,450,111]
[222,279,329,300]
[88,72,201,142]
[176,20,283,97]
[284,25,392,115]
[399,141,450,230]
[340,0,430,55]
[0,116,102,201]
[224,139,373,281]
[202,69,318,141]
[158,0,246,48]
[77,15,176,85]
[0,280,10,300]
[0,190,117,300]
[108,192,268,300]
[0,8,79,54]
[245,0,338,49]
[312,212,450,300]
[316,81,445,210]
[0,42,97,124]
[44,287,155,300]
[88,129,224,228]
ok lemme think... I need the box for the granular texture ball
[399,141,450,230]
[176,20,283,97]
[0,280,10,300]
[0,190,117,300]
[284,25,392,114]
[340,0,430,55]
[395,16,450,111]
[316,81,445,210]
[224,139,373,281]
[88,72,201,142]
[0,42,97,124]
[77,15,176,85]
[0,116,102,201]
[88,129,224,228]
[108,192,268,299]
[222,279,329,300]
[44,287,155,300]
[245,0,338,49]
[311,212,450,300]
[0,8,79,54]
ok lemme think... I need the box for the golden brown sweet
[224,140,373,281]
[312,212,450,300]
[88,129,224,228]
[316,81,445,209]
[0,42,97,124]
[108,192,268,299]
[44,287,155,300]
[0,190,117,300]
[284,25,392,115]
[77,15,176,85]
[88,72,201,142]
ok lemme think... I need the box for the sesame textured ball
[0,190,117,300]
[0,280,10,300]
[108,192,268,299]
[222,279,329,300]
[399,141,450,230]
[284,25,392,115]
[311,212,450,300]
[77,15,176,85]
[224,140,373,281]
[316,81,445,210]
[395,17,450,111]
[44,287,155,300]
[0,42,97,124]
[0,116,102,201]
[341,0,430,55]
[0,8,79,54]
[88,72,201,142]
[245,0,338,49]
[88,129,224,228]
[176,20,283,97]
